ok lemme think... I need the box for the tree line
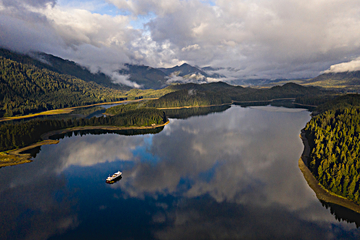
[0,108,166,152]
[305,96,360,204]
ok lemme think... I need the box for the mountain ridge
[0,54,125,117]
[3,47,359,91]
[0,48,129,90]
[305,71,360,88]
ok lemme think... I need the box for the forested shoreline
[304,95,360,204]
[0,108,167,152]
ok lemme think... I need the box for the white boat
[106,171,122,183]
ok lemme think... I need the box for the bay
[1,105,360,239]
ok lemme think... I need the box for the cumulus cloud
[113,107,315,209]
[56,134,145,171]
[323,57,360,73]
[181,44,200,52]
[1,0,360,83]
[0,0,143,87]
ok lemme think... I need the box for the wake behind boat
[106,171,122,184]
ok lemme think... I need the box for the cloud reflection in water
[2,105,360,239]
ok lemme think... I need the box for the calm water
[1,105,360,240]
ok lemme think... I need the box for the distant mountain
[162,81,326,102]
[3,47,323,90]
[38,53,130,90]
[115,63,227,88]
[201,66,222,72]
[159,63,209,76]
[304,71,360,89]
[118,64,168,89]
[157,63,224,84]
[0,48,228,89]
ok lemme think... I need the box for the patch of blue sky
[63,159,135,178]
[131,135,161,164]
[58,0,155,29]
[176,177,195,194]
[197,160,221,183]
[57,0,130,17]
[175,162,222,194]
[201,0,216,6]
[91,3,130,16]
[130,12,157,30]
[62,160,134,192]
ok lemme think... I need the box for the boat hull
[106,174,122,184]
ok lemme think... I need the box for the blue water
[1,105,360,240]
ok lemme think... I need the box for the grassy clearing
[124,87,176,99]
[0,152,32,167]
[0,109,74,122]
[0,139,60,168]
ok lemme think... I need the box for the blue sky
[58,0,128,17]
[57,0,215,29]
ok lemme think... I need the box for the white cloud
[145,0,360,78]
[181,44,200,52]
[1,0,360,82]
[110,72,142,88]
[56,134,145,171]
[323,57,360,73]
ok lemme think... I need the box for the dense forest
[105,102,231,119]
[304,98,360,204]
[0,56,126,117]
[295,95,336,106]
[163,105,231,119]
[0,108,167,152]
[105,102,148,115]
[165,82,330,103]
[314,94,360,114]
[160,82,334,107]
[145,89,232,108]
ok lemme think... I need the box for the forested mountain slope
[145,89,232,108]
[166,82,328,102]
[118,64,168,89]
[106,82,330,112]
[0,48,128,90]
[304,71,360,89]
[0,56,124,117]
